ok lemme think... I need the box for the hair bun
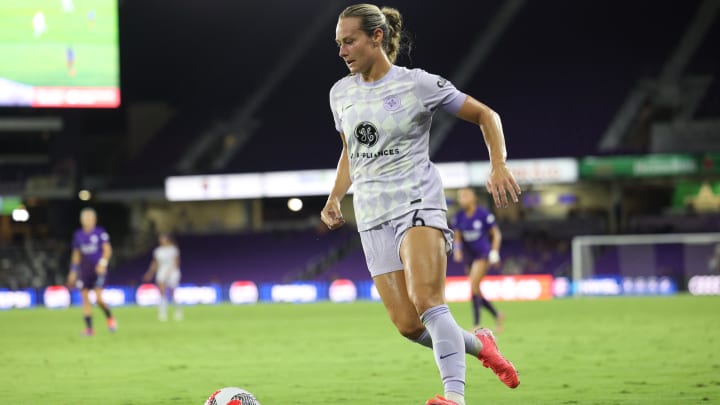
[380,6,402,33]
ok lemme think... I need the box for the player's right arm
[67,248,80,288]
[452,230,463,263]
[143,258,158,282]
[451,212,463,263]
[321,132,351,230]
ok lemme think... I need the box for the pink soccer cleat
[107,317,117,333]
[425,395,459,405]
[475,327,520,388]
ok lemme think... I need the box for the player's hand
[66,274,76,288]
[486,163,521,208]
[453,250,463,263]
[96,263,107,276]
[488,250,501,267]
[321,197,346,230]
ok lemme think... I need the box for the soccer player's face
[80,211,96,229]
[336,17,375,74]
[458,188,476,209]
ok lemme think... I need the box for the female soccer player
[321,4,521,404]
[66,207,116,335]
[143,234,182,321]
[453,187,505,331]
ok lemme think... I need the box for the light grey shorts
[359,209,454,278]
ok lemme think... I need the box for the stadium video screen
[0,0,120,108]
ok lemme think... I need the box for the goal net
[570,233,720,296]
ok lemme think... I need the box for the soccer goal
[570,233,720,296]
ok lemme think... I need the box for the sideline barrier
[573,276,677,296]
[0,288,35,309]
[229,281,259,304]
[688,275,720,295]
[445,275,554,302]
[3,275,683,309]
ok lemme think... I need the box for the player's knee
[395,321,425,340]
[409,289,444,315]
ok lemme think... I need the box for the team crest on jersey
[383,95,401,111]
[90,234,98,243]
[437,77,448,88]
[473,219,482,230]
[354,121,379,147]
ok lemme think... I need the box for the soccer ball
[205,387,260,405]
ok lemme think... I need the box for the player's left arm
[97,241,112,275]
[454,96,521,208]
[488,225,502,266]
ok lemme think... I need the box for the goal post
[571,233,720,296]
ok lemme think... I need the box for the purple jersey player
[453,188,505,332]
[66,207,116,335]
[321,5,521,404]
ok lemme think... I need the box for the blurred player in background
[87,9,96,30]
[322,4,520,404]
[453,187,505,331]
[61,0,74,13]
[32,11,47,38]
[66,208,116,336]
[66,46,76,77]
[709,243,720,273]
[143,234,182,321]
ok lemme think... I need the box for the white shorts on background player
[153,244,180,287]
[156,269,181,288]
[360,209,454,277]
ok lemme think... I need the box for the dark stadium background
[1,0,719,292]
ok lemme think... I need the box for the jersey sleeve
[414,69,466,115]
[99,227,110,243]
[71,231,80,249]
[329,82,342,133]
[485,211,496,227]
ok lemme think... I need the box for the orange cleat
[425,395,459,405]
[107,317,117,333]
[476,327,520,388]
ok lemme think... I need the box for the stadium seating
[111,227,355,285]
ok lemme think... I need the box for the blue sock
[420,305,466,397]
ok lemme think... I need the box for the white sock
[420,304,466,398]
[446,391,466,405]
[159,297,168,318]
[413,328,482,357]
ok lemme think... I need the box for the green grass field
[1,296,719,404]
[0,0,118,87]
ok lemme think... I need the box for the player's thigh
[469,259,490,288]
[399,226,448,313]
[93,287,106,303]
[157,280,167,295]
[80,288,91,307]
[373,270,424,338]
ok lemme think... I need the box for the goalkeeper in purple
[321,4,521,405]
[66,208,116,336]
[453,187,504,331]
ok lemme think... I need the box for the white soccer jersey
[154,245,180,277]
[330,65,466,231]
